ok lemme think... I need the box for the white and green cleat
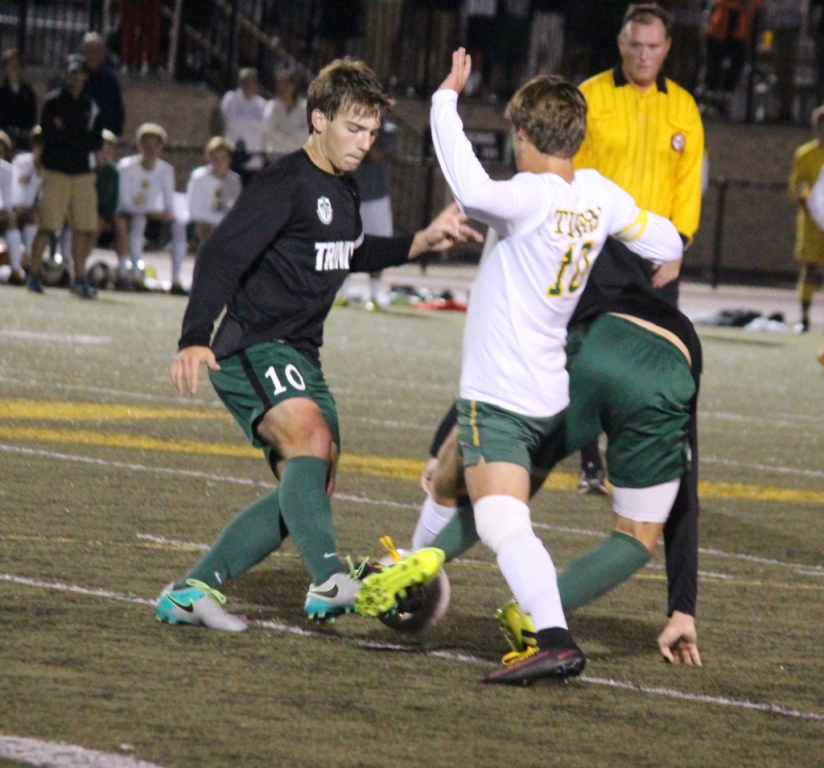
[155,579,248,632]
[355,546,446,617]
[304,572,363,622]
[496,599,537,654]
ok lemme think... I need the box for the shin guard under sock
[278,456,343,585]
[558,531,650,612]
[430,502,479,561]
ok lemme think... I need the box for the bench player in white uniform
[186,136,242,246]
[3,127,37,284]
[408,50,683,685]
[115,122,186,290]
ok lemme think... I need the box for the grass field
[1,283,823,768]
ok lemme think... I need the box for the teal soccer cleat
[155,579,248,632]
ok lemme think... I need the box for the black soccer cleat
[482,644,586,686]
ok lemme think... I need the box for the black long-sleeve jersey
[429,236,702,618]
[179,150,414,366]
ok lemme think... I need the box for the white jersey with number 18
[430,89,683,418]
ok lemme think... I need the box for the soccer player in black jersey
[400,236,703,669]
[155,58,481,631]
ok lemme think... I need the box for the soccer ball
[377,550,451,633]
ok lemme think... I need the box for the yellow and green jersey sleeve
[574,69,704,242]
[789,141,824,264]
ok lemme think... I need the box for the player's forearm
[622,209,684,264]
[350,234,416,272]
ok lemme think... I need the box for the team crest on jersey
[317,196,333,225]
[671,132,686,152]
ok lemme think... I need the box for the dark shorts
[456,397,567,473]
[209,341,340,464]
[565,314,695,488]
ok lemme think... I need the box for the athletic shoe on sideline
[8,270,27,286]
[482,643,586,686]
[577,468,609,495]
[496,600,537,654]
[304,571,363,621]
[70,279,98,299]
[355,547,445,617]
[27,274,44,293]
[170,282,188,296]
[793,320,810,334]
[155,579,248,632]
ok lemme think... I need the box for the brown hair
[505,76,587,159]
[621,3,673,38]
[306,58,394,128]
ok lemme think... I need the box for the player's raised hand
[410,202,484,257]
[170,345,220,396]
[438,48,472,95]
[657,610,702,666]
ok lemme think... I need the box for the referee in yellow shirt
[573,2,704,495]
[789,106,824,333]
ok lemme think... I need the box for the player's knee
[474,495,533,554]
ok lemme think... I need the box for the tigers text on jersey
[10,152,41,208]
[117,154,175,216]
[430,89,682,418]
[186,165,242,225]
[179,150,413,366]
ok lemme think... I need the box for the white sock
[370,276,381,301]
[60,228,71,260]
[411,494,456,550]
[5,228,22,271]
[496,533,567,631]
[129,214,147,276]
[171,220,187,285]
[23,223,36,254]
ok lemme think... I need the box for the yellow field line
[0,398,223,421]
[1,423,823,505]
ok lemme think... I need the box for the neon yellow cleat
[355,546,445,617]
[496,599,537,655]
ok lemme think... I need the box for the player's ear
[310,109,327,135]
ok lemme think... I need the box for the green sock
[558,531,650,612]
[179,488,286,590]
[430,502,479,561]
[277,456,343,586]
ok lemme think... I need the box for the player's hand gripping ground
[438,48,472,95]
[170,345,221,396]
[411,202,483,257]
[657,610,702,666]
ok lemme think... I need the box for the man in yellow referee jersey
[572,2,704,494]
[575,2,703,309]
[789,105,824,334]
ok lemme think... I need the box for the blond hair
[505,76,587,159]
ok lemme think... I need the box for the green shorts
[456,398,567,473]
[565,314,695,488]
[209,341,340,462]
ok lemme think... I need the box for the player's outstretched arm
[658,610,702,666]
[170,345,220,396]
[409,202,483,258]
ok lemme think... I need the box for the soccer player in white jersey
[186,137,242,246]
[423,49,683,685]
[4,127,38,285]
[221,68,268,183]
[115,122,186,290]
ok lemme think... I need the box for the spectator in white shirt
[4,125,43,285]
[187,136,242,245]
[114,122,186,290]
[264,70,308,160]
[221,68,268,183]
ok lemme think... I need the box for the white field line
[700,456,824,479]
[0,735,165,768]
[0,572,821,723]
[0,330,111,344]
[2,443,821,577]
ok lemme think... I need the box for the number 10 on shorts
[265,364,306,395]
